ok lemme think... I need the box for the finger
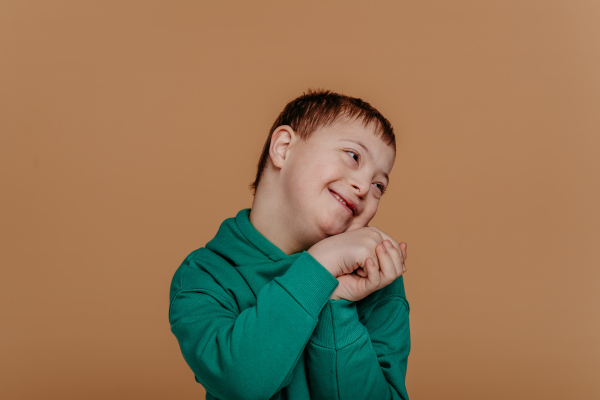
[364,257,381,290]
[356,267,368,277]
[368,227,403,257]
[400,243,407,273]
[386,238,405,269]
[400,242,407,262]
[375,241,398,282]
[402,243,407,272]
[382,240,404,277]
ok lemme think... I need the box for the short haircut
[249,89,396,196]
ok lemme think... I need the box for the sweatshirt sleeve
[168,250,339,400]
[305,293,411,400]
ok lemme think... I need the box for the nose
[350,176,370,198]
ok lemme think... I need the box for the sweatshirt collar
[235,208,297,263]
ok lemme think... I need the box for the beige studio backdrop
[1,1,599,399]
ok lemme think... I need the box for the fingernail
[379,244,387,253]
[384,241,392,248]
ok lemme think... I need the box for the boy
[168,90,410,400]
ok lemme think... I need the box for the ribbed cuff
[273,251,339,320]
[309,299,366,349]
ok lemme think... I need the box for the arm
[306,283,411,399]
[169,251,339,400]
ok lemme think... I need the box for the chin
[348,212,375,230]
[345,223,363,232]
[317,213,350,237]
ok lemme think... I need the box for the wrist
[307,246,337,277]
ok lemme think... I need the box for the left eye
[346,151,359,162]
[376,184,385,192]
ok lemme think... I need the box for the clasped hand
[331,227,407,302]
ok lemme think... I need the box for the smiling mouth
[329,190,354,215]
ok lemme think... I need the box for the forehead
[310,118,395,165]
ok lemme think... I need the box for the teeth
[333,192,347,207]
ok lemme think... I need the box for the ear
[269,125,296,169]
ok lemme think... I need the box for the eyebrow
[338,138,390,185]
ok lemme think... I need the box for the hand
[354,227,407,278]
[307,226,388,278]
[331,235,407,302]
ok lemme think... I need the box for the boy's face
[280,117,395,239]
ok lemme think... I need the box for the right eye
[346,150,359,163]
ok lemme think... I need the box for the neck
[249,183,314,256]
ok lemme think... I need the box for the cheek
[362,201,379,221]
[282,160,324,205]
[315,159,346,182]
[345,202,378,231]
[302,157,344,186]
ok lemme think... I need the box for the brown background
[1,1,599,399]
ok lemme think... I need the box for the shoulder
[169,247,237,308]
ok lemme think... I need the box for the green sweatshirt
[168,208,411,400]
